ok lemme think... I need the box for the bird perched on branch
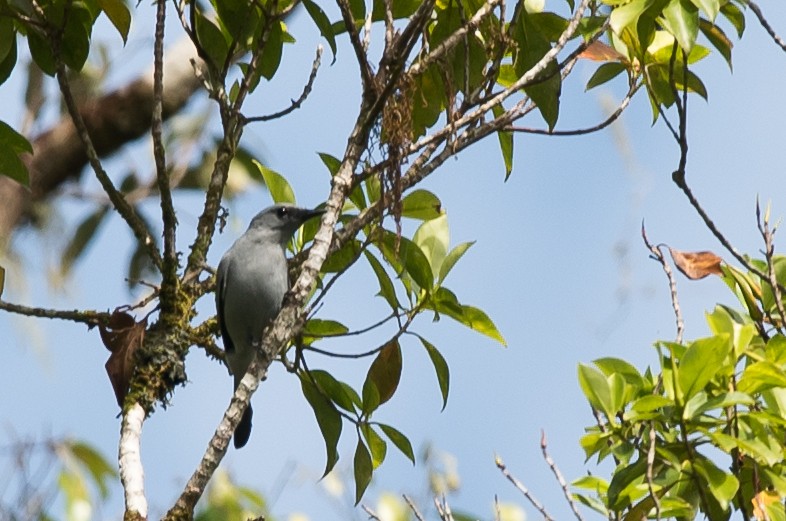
[216,204,324,448]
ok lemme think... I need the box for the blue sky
[3,1,786,520]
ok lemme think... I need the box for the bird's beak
[298,208,326,223]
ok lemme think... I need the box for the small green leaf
[60,4,94,71]
[361,340,402,415]
[255,160,295,204]
[61,207,109,276]
[661,0,699,53]
[378,423,415,464]
[0,16,14,64]
[97,0,131,43]
[353,439,373,504]
[310,369,361,412]
[318,152,341,175]
[195,10,229,69]
[492,105,514,179]
[303,319,349,338]
[300,372,342,476]
[699,20,732,69]
[693,457,739,509]
[379,231,434,291]
[428,287,507,345]
[738,361,786,394]
[610,0,655,35]
[0,36,17,87]
[719,2,744,38]
[0,120,33,154]
[401,190,443,220]
[321,239,363,272]
[586,62,626,90]
[364,251,400,310]
[66,440,118,498]
[438,241,474,285]
[677,334,731,401]
[215,0,259,43]
[687,0,719,21]
[302,0,337,61]
[578,363,614,419]
[360,423,387,469]
[413,214,449,280]
[418,335,449,410]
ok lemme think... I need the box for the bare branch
[243,45,324,124]
[757,200,786,334]
[748,0,786,53]
[403,494,426,521]
[646,423,661,521]
[496,455,554,521]
[0,299,109,326]
[336,0,376,93]
[641,223,684,344]
[540,431,584,521]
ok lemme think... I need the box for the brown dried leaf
[100,310,146,407]
[578,41,627,62]
[752,490,780,521]
[668,248,724,280]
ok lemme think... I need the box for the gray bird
[216,204,324,448]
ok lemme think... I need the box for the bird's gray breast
[221,237,289,355]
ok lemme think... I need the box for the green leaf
[0,16,14,64]
[300,372,342,476]
[61,4,94,71]
[361,340,402,415]
[677,335,730,402]
[685,391,753,420]
[97,0,131,43]
[0,265,5,297]
[607,458,647,509]
[214,0,260,42]
[0,36,17,87]
[491,105,513,179]
[699,19,732,69]
[586,62,626,90]
[428,287,507,345]
[413,214,449,280]
[322,239,362,272]
[513,11,561,129]
[195,10,229,69]
[309,369,360,413]
[438,241,474,285]
[688,0,719,21]
[610,0,655,35]
[318,152,342,175]
[255,160,295,204]
[378,423,415,464]
[401,189,443,220]
[379,231,434,291]
[578,363,614,418]
[364,251,400,310]
[661,0,699,53]
[738,361,786,394]
[258,21,285,81]
[418,335,449,410]
[719,2,744,38]
[0,120,32,154]
[28,29,56,76]
[61,207,109,276]
[692,457,738,510]
[353,438,373,504]
[303,319,349,338]
[66,440,117,498]
[302,0,337,61]
[360,423,387,469]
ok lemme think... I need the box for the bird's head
[247,204,325,246]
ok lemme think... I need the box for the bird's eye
[276,207,288,218]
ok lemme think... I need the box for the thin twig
[506,83,640,136]
[361,504,382,520]
[540,431,584,521]
[757,200,786,333]
[748,0,786,52]
[0,299,109,326]
[496,455,554,521]
[243,45,324,123]
[403,494,426,521]
[641,223,684,344]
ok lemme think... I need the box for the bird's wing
[216,255,235,354]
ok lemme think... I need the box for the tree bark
[0,37,204,245]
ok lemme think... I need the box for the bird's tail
[234,404,253,449]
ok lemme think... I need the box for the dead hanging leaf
[752,490,780,520]
[578,41,627,62]
[100,310,147,407]
[668,247,724,280]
